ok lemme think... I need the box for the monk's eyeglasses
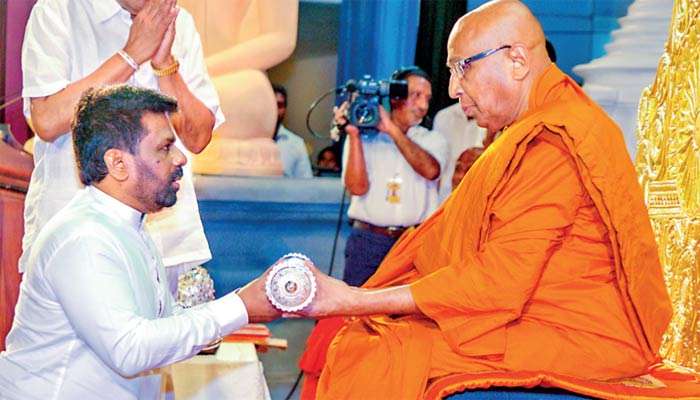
[448,45,512,78]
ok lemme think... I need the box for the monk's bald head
[449,0,545,59]
[447,0,551,133]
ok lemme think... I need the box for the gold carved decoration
[635,0,700,370]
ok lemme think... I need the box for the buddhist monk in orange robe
[294,1,674,398]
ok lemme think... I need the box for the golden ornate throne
[635,0,700,371]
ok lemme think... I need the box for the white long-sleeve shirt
[0,186,248,399]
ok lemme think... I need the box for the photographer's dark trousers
[342,222,405,286]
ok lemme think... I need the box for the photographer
[338,66,448,286]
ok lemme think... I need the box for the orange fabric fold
[298,318,346,400]
[300,65,680,399]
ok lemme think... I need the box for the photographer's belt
[352,220,415,239]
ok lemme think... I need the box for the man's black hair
[545,39,557,63]
[391,66,432,84]
[272,83,287,106]
[72,84,178,186]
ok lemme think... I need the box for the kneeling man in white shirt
[0,85,279,399]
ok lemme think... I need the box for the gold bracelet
[151,59,180,77]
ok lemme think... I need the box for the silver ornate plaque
[265,253,316,312]
[177,266,216,309]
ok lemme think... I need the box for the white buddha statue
[182,0,299,176]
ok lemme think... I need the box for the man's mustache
[170,167,183,182]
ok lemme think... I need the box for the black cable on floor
[326,187,347,278]
[283,370,304,400]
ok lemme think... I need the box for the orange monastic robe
[301,65,674,399]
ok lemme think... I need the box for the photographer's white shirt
[342,126,448,227]
[0,186,248,400]
[19,0,224,272]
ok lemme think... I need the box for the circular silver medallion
[265,253,316,312]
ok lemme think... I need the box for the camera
[344,75,408,129]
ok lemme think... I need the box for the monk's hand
[124,0,178,65]
[293,262,357,319]
[237,264,282,323]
